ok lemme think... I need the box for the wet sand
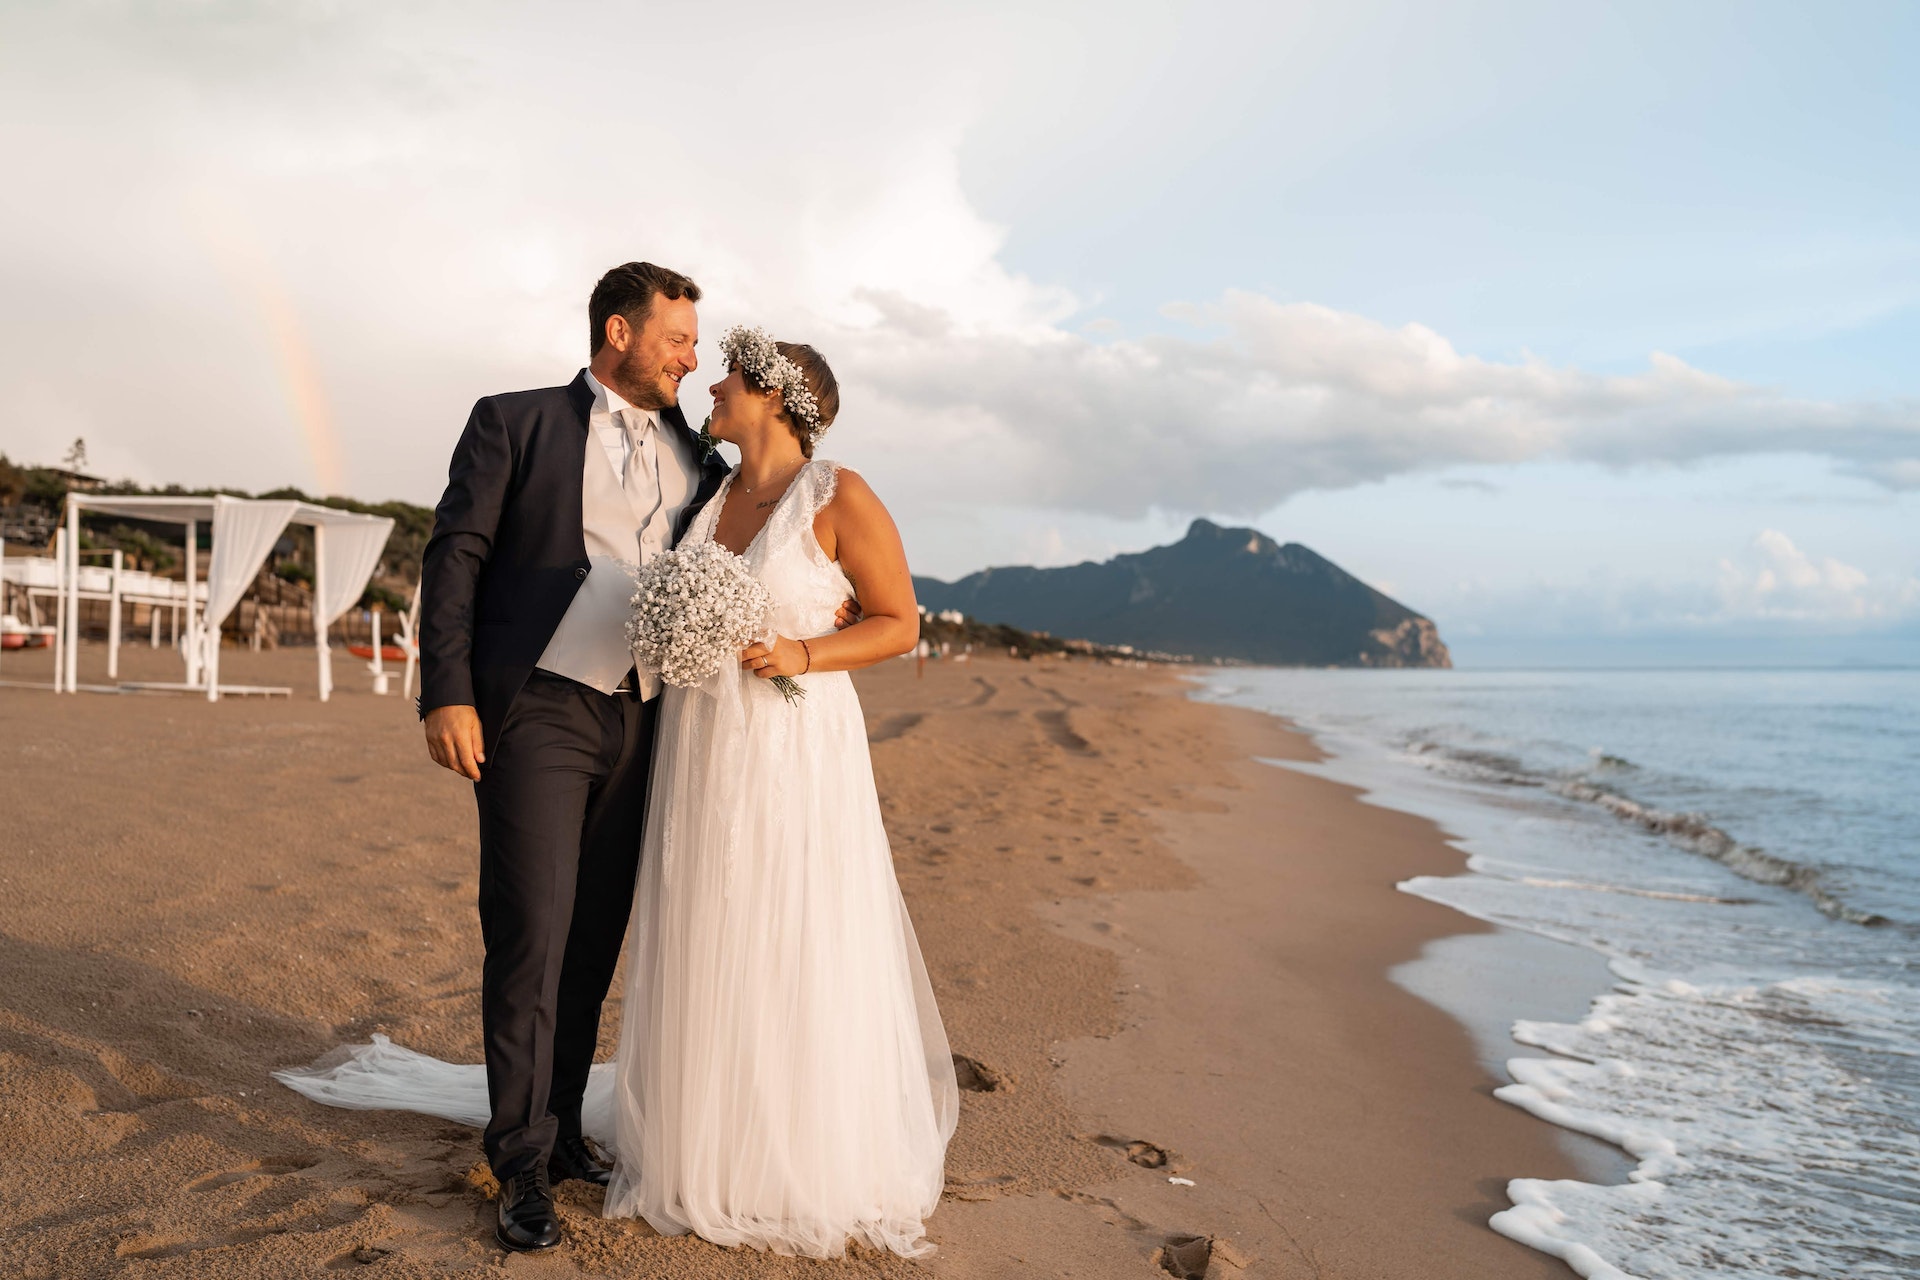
[0,643,1598,1277]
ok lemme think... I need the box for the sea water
[1193,668,1920,1280]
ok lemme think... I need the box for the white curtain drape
[312,513,394,627]
[206,497,300,630]
[202,498,299,698]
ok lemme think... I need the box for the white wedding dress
[276,459,958,1259]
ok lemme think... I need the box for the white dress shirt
[583,368,653,481]
[534,369,700,698]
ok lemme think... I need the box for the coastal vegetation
[0,451,430,611]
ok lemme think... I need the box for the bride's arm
[738,471,919,678]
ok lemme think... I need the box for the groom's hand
[424,704,486,781]
[833,597,861,630]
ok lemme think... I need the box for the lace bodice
[687,459,854,642]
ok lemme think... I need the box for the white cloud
[825,292,1920,522]
[1416,528,1919,641]
[1716,529,1917,623]
[1,0,1916,563]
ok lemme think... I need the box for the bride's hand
[739,635,808,679]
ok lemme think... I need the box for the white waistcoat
[536,409,694,700]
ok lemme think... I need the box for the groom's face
[609,296,700,411]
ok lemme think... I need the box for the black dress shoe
[496,1166,561,1252]
[549,1135,614,1187]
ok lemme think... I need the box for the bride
[606,331,957,1256]
[279,331,958,1259]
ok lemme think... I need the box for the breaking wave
[1405,738,1889,927]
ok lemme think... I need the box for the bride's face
[706,368,780,443]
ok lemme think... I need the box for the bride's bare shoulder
[811,464,899,561]
[810,462,884,517]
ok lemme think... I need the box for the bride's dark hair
[773,342,839,458]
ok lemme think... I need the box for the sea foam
[1194,667,1920,1279]
[1490,971,1920,1278]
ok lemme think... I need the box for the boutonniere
[696,416,721,464]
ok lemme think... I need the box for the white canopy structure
[3,537,205,680]
[53,493,395,701]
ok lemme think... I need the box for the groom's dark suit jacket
[419,370,730,751]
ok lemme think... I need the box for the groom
[418,262,728,1251]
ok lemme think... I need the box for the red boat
[347,643,411,663]
[1,616,54,650]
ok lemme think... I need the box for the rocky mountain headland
[914,518,1452,668]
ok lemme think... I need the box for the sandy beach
[0,642,1601,1279]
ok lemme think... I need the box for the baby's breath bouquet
[626,542,805,704]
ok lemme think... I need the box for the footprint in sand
[868,712,924,743]
[330,1245,393,1267]
[1054,1189,1249,1276]
[1154,1233,1214,1279]
[951,1053,1012,1093]
[946,1171,1019,1202]
[1020,674,1081,709]
[1053,1188,1152,1232]
[1036,709,1096,755]
[1082,1133,1180,1170]
[187,1159,312,1193]
[119,1224,299,1261]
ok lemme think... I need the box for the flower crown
[719,325,826,446]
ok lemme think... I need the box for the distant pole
[183,519,199,688]
[51,528,64,692]
[370,608,391,695]
[314,522,331,702]
[204,552,221,703]
[63,496,80,694]
[400,582,420,702]
[107,549,123,681]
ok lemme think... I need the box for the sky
[1,0,1915,665]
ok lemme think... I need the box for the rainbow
[194,197,346,495]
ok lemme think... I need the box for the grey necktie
[619,408,666,701]
[619,407,660,509]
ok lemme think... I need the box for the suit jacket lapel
[560,371,593,562]
[665,404,730,497]
[565,369,594,429]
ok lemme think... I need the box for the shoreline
[0,644,1601,1277]
[1387,926,1628,1183]
[1217,698,1631,1186]
[987,674,1607,1278]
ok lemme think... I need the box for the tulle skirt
[604,667,958,1258]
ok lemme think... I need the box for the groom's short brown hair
[589,262,702,355]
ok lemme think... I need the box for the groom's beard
[609,346,679,412]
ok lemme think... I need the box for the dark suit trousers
[473,669,655,1178]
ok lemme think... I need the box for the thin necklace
[739,457,804,496]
